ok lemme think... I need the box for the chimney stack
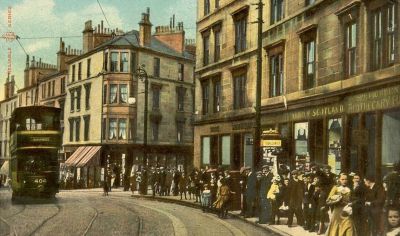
[9,75,15,97]
[83,20,94,53]
[139,8,152,47]
[4,75,10,99]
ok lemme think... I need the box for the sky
[0,0,197,100]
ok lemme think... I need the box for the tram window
[26,118,36,130]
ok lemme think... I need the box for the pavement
[60,188,322,236]
[123,189,321,236]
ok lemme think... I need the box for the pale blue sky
[0,0,197,99]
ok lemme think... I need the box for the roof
[95,30,194,61]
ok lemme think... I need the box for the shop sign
[210,126,220,133]
[261,139,282,147]
[232,122,254,131]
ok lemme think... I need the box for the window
[84,83,91,110]
[221,135,231,165]
[234,12,247,53]
[119,84,128,103]
[202,137,210,165]
[109,84,118,104]
[61,77,65,94]
[152,121,159,141]
[108,118,117,140]
[303,40,315,89]
[76,87,81,110]
[70,89,75,111]
[104,52,108,71]
[306,0,315,6]
[177,87,185,111]
[52,81,55,96]
[269,53,284,97]
[72,65,76,82]
[215,0,219,8]
[233,72,247,109]
[118,119,127,140]
[102,118,107,140]
[129,119,135,140]
[387,3,396,64]
[152,87,160,109]
[75,118,80,141]
[84,115,90,141]
[204,0,210,15]
[201,81,209,115]
[42,84,46,99]
[345,21,357,77]
[110,52,118,72]
[69,119,73,141]
[120,52,128,72]
[271,0,284,24]
[78,62,82,80]
[203,34,210,66]
[177,121,184,143]
[47,82,51,97]
[87,58,91,78]
[213,79,221,112]
[178,63,184,81]
[153,57,160,77]
[372,9,383,70]
[371,3,397,70]
[214,28,221,62]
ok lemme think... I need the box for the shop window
[382,110,400,176]
[294,122,309,157]
[221,135,231,165]
[243,133,253,168]
[328,118,342,174]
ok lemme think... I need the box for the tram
[9,106,61,198]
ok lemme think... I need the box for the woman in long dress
[213,178,232,218]
[325,172,356,236]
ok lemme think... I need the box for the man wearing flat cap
[244,167,257,218]
[287,169,304,227]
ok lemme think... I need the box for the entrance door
[233,134,241,170]
[309,119,324,165]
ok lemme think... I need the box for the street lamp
[136,64,149,168]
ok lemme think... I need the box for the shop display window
[382,110,400,176]
[221,136,231,165]
[202,137,210,165]
[295,122,309,156]
[328,118,342,174]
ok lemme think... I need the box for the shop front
[262,83,400,178]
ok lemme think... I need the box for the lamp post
[136,64,149,168]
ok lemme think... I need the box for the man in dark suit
[303,173,315,231]
[364,174,386,236]
[287,170,304,227]
[245,168,257,218]
[350,172,366,236]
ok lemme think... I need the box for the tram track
[82,204,99,236]
[28,203,61,236]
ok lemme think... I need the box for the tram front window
[18,155,48,175]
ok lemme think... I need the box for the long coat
[288,179,304,208]
[246,172,257,200]
[214,185,231,209]
[325,185,353,236]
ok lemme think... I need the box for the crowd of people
[104,161,400,236]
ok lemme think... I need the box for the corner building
[261,0,400,178]
[63,10,195,188]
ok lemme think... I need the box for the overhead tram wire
[97,0,111,28]
[15,36,28,56]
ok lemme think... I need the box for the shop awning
[0,160,9,175]
[64,146,89,166]
[76,146,101,167]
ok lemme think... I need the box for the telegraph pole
[253,0,264,169]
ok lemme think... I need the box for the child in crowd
[267,175,281,224]
[387,206,400,236]
[201,184,212,212]
[314,183,328,235]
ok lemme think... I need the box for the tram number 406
[34,179,47,184]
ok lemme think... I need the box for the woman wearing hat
[213,178,232,218]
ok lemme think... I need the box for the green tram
[9,106,61,199]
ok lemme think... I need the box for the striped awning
[64,146,89,166]
[76,146,101,167]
